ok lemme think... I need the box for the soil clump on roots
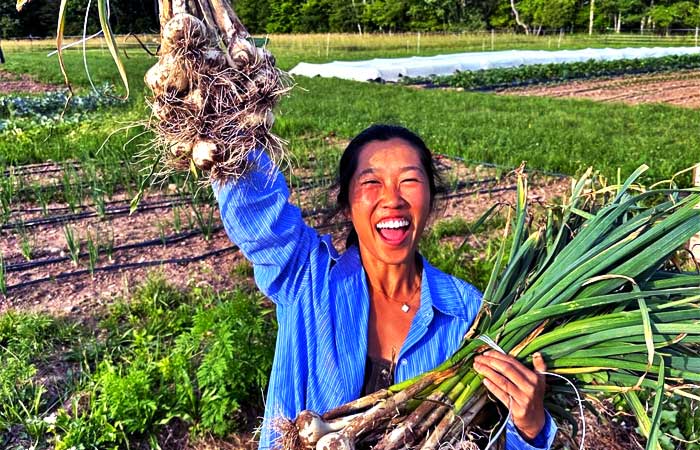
[144,11,291,183]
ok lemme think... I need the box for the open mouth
[376,218,410,244]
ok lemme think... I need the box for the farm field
[6,31,700,66]
[499,69,700,108]
[1,33,700,449]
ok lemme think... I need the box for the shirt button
[401,359,408,366]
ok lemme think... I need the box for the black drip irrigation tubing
[3,152,544,227]
[11,180,122,198]
[440,185,517,201]
[434,152,570,180]
[8,193,191,215]
[4,245,240,293]
[3,219,348,293]
[2,181,523,288]
[1,160,545,293]
[5,174,338,223]
[2,161,82,178]
[1,198,193,230]
[5,227,225,273]
[3,208,332,280]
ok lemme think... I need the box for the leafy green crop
[0,313,83,447]
[51,276,277,448]
[0,84,124,133]
[402,53,700,90]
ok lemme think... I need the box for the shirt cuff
[505,410,557,450]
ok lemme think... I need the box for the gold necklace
[373,282,421,313]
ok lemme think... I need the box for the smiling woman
[214,124,556,450]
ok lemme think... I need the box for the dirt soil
[0,69,61,94]
[0,157,569,318]
[498,69,700,108]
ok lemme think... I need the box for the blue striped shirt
[215,151,556,450]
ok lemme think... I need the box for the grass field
[2,39,700,180]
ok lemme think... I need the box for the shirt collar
[420,254,474,320]
[336,246,473,321]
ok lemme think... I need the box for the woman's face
[347,138,432,266]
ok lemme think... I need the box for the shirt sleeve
[505,410,557,450]
[214,150,333,305]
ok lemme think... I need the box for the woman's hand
[473,351,547,442]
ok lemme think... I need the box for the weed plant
[100,227,115,262]
[187,180,219,241]
[0,252,6,296]
[0,276,276,449]
[62,225,80,266]
[85,232,98,276]
[0,313,84,447]
[16,220,34,261]
[0,172,16,226]
[172,206,182,234]
[57,277,274,448]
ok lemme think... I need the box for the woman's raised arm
[214,150,337,305]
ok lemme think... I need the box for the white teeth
[376,219,410,230]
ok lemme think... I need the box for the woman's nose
[380,184,406,208]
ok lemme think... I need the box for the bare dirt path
[0,69,60,94]
[498,70,700,108]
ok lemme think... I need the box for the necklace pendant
[401,303,410,313]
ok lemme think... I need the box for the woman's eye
[402,178,420,183]
[361,179,380,185]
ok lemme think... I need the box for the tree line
[2,0,700,38]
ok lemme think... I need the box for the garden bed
[0,70,59,94]
[498,69,700,109]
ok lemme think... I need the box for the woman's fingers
[477,351,538,383]
[473,351,547,441]
[474,356,532,409]
[473,352,539,407]
[481,375,512,407]
[532,352,547,373]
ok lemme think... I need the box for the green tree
[671,0,700,28]
[406,0,449,31]
[328,0,363,32]
[489,1,517,28]
[533,0,577,29]
[0,15,21,39]
[234,0,272,33]
[266,0,304,33]
[597,0,645,32]
[12,0,157,37]
[299,0,332,32]
[649,4,677,31]
[365,0,408,31]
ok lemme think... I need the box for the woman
[216,124,556,449]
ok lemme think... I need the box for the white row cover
[289,47,700,82]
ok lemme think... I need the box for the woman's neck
[361,251,422,298]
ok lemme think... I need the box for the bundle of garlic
[18,0,291,182]
[146,2,290,180]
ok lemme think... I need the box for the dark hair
[336,124,441,249]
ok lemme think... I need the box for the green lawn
[2,47,699,182]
